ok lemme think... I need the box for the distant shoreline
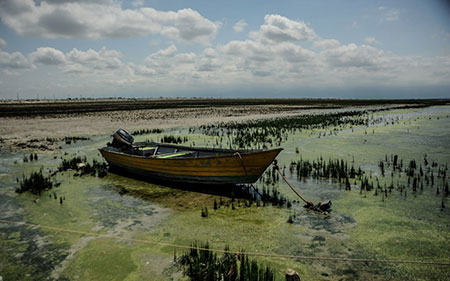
[0,98,448,118]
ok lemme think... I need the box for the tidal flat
[0,100,449,281]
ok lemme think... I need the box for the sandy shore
[0,102,420,152]
[0,105,304,151]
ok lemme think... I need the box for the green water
[0,106,449,280]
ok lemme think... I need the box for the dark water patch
[294,211,356,234]
[0,193,69,281]
[86,185,158,228]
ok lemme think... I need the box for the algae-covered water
[1,106,449,280]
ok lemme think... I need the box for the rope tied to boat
[272,160,313,207]
[234,152,263,197]
[273,160,332,213]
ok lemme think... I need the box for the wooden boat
[99,130,282,185]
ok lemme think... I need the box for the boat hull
[99,148,282,185]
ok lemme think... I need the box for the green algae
[61,239,138,281]
[1,106,450,280]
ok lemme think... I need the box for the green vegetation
[63,136,90,144]
[22,153,38,163]
[1,98,445,117]
[59,156,108,177]
[132,128,164,135]
[15,169,53,195]
[2,104,450,281]
[178,242,275,281]
[160,135,188,144]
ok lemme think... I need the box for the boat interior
[105,141,258,159]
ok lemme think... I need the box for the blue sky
[0,0,449,99]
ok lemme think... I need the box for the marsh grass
[178,242,275,281]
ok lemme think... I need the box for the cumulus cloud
[66,47,122,70]
[154,45,178,57]
[313,39,340,50]
[233,19,248,32]
[0,38,7,49]
[1,12,448,97]
[0,50,32,70]
[30,47,66,65]
[0,0,219,43]
[322,43,386,69]
[135,45,198,76]
[221,40,314,64]
[250,14,316,43]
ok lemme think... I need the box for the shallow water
[0,106,449,280]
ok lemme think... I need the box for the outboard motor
[111,129,134,149]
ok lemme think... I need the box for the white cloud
[136,45,198,77]
[233,19,248,32]
[0,50,32,70]
[154,45,177,57]
[0,13,449,98]
[30,47,66,65]
[0,0,219,44]
[322,43,386,69]
[313,39,340,50]
[364,37,379,45]
[278,43,315,63]
[0,38,6,49]
[378,6,399,22]
[174,53,197,64]
[66,47,122,71]
[250,14,316,44]
[159,9,219,43]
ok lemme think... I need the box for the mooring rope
[1,218,449,266]
[272,163,314,207]
[234,151,263,198]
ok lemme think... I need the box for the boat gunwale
[99,147,283,161]
[132,141,264,154]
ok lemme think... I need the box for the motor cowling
[111,129,134,148]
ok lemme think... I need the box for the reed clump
[177,242,275,281]
[161,135,188,144]
[291,153,449,208]
[63,136,90,145]
[16,169,53,195]
[58,156,108,177]
[132,128,164,135]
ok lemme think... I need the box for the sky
[0,0,449,99]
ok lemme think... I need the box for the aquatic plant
[292,152,450,208]
[160,135,188,144]
[177,242,275,281]
[194,110,388,149]
[63,136,90,145]
[132,128,164,135]
[16,169,53,195]
[289,157,362,183]
[58,156,107,177]
[201,207,209,217]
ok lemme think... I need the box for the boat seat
[154,151,194,159]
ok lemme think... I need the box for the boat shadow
[108,166,252,199]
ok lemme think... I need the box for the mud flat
[0,98,447,152]
[0,99,449,281]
